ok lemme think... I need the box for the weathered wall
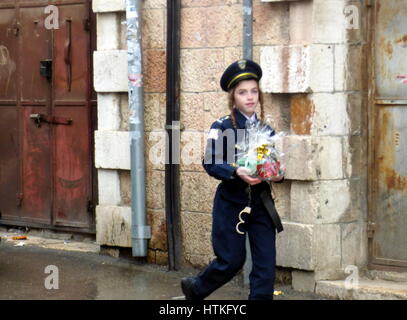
[92,0,369,292]
[260,0,368,290]
[179,0,290,267]
[93,0,168,264]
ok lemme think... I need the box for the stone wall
[92,0,370,291]
[93,0,168,264]
[260,0,368,290]
[179,0,290,267]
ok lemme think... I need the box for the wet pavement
[0,234,326,300]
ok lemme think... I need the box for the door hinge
[367,221,376,238]
[16,193,23,207]
[83,18,90,32]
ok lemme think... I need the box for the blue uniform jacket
[203,109,279,205]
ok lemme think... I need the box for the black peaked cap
[220,59,262,92]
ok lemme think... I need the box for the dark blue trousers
[194,190,276,300]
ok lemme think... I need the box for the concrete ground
[0,229,327,300]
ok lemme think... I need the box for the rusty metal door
[369,0,407,270]
[0,0,95,232]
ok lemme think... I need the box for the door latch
[39,59,52,81]
[30,113,73,128]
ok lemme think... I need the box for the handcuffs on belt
[235,185,252,235]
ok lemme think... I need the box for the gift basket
[235,120,286,180]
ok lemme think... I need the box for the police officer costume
[181,60,283,301]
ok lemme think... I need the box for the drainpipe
[165,0,182,271]
[243,0,253,61]
[242,0,253,286]
[126,0,151,257]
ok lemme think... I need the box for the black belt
[260,189,284,233]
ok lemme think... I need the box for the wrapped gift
[236,120,285,181]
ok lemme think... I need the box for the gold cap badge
[238,60,246,70]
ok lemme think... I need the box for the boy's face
[233,79,259,117]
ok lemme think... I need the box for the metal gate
[369,0,407,270]
[0,0,96,232]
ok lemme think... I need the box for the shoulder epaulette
[216,115,230,123]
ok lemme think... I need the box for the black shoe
[181,277,201,301]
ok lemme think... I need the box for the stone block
[290,94,314,135]
[97,93,121,131]
[181,6,241,48]
[181,172,219,213]
[224,47,243,66]
[310,93,350,136]
[95,130,130,170]
[289,0,313,45]
[283,135,344,180]
[96,205,132,247]
[312,0,348,44]
[334,44,363,92]
[309,44,334,92]
[290,180,352,224]
[118,12,127,50]
[118,170,131,206]
[143,0,166,9]
[97,13,120,50]
[261,45,310,93]
[315,280,353,300]
[347,92,363,136]
[292,270,316,293]
[142,9,165,49]
[145,169,165,209]
[316,279,407,300]
[98,169,121,206]
[276,222,314,270]
[182,0,241,7]
[313,224,342,270]
[344,135,368,180]
[253,1,289,46]
[264,93,291,132]
[260,44,334,93]
[144,93,166,131]
[181,93,205,131]
[93,0,125,13]
[119,93,130,131]
[145,130,167,171]
[144,50,166,93]
[181,211,214,263]
[271,180,291,220]
[261,0,301,2]
[94,50,128,92]
[180,130,206,173]
[180,49,224,92]
[341,222,368,269]
[147,209,167,251]
[202,92,229,129]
